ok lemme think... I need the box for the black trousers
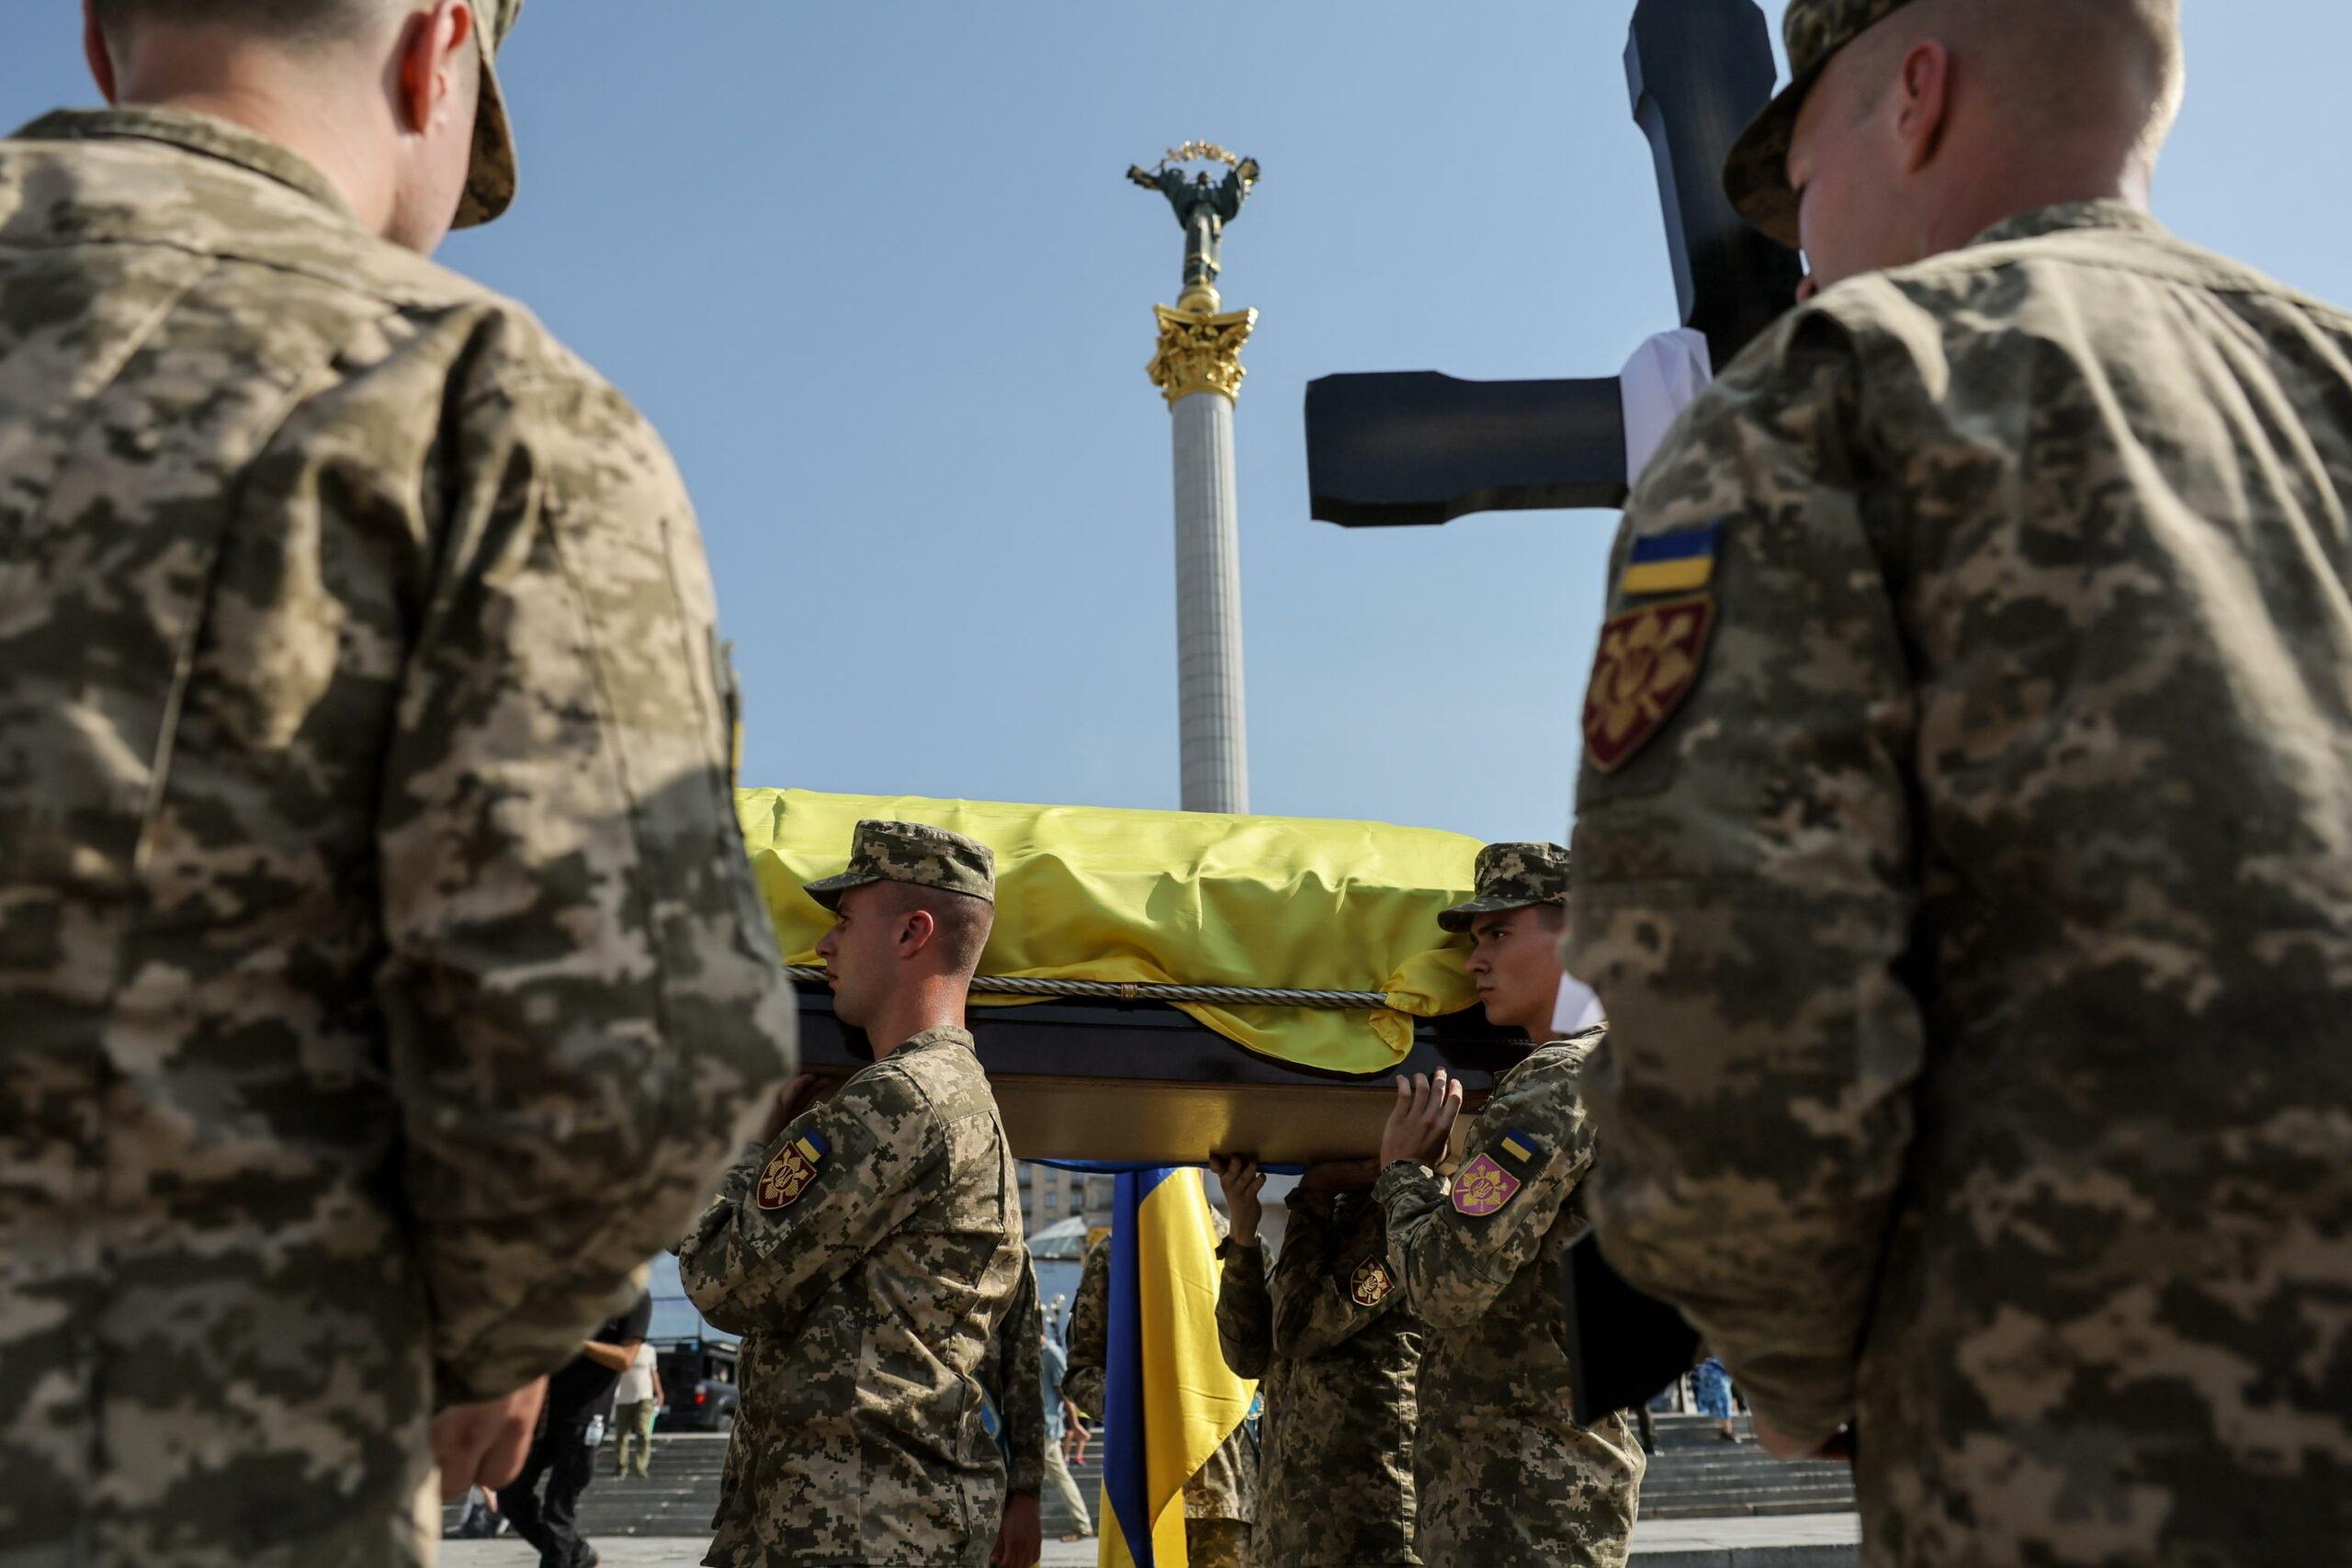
[497,1417,599,1568]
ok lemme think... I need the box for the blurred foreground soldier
[1209,1156,1421,1568]
[0,2,797,1563]
[1329,845,1645,1568]
[680,822,1031,1568]
[1568,2,2352,1563]
[1065,1227,1257,1568]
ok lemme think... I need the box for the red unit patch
[1350,1257,1395,1307]
[1583,594,1716,773]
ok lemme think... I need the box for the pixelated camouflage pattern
[985,1252,1047,1497]
[1722,0,1923,246]
[1568,201,2352,1567]
[1377,1032,1645,1567]
[1435,841,1571,933]
[455,0,525,230]
[0,107,795,1568]
[804,818,998,911]
[1065,1235,1258,1525]
[1185,1519,1252,1568]
[679,1027,1025,1567]
[1216,1194,1421,1568]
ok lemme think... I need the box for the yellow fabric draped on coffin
[736,788,1481,1077]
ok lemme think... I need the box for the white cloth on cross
[1553,973,1607,1036]
[1618,327,1715,483]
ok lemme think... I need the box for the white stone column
[1147,299,1259,816]
[1170,389,1248,813]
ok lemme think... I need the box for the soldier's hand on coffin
[1379,1069,1463,1170]
[756,1074,826,1145]
[1210,1155,1265,1246]
[1297,1157,1381,1194]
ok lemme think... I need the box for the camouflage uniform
[0,7,799,1562]
[1378,1030,1645,1568]
[1570,8,2352,1562]
[680,822,1026,1568]
[1065,1234,1257,1568]
[1215,1193,1421,1568]
[983,1255,1047,1502]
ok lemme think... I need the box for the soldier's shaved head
[1789,0,2186,289]
[1842,0,2184,167]
[876,882,995,978]
[92,0,413,52]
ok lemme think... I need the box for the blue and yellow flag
[1099,1168,1255,1568]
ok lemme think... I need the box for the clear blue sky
[6,5,2346,845]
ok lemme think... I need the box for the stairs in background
[458,1415,1851,1540]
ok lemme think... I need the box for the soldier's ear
[896,905,939,959]
[83,1,119,104]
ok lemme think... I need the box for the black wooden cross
[1305,0,1804,527]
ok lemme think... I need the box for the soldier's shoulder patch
[1349,1256,1395,1308]
[755,1128,831,1211]
[1494,1128,1548,1177]
[1451,1153,1521,1217]
[1584,592,1716,774]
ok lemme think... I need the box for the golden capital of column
[1148,301,1259,407]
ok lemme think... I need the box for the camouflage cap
[1437,842,1571,933]
[804,820,997,912]
[1723,0,1923,249]
[451,0,524,230]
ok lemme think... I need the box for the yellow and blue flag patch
[1619,523,1721,596]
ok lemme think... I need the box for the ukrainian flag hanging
[1099,1168,1255,1568]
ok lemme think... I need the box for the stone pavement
[441,1511,1861,1567]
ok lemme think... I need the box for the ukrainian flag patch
[1619,523,1721,596]
[756,1128,831,1211]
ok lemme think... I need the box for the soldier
[1064,1214,1258,1568]
[679,821,1034,1568]
[1565,2,2352,1564]
[1208,1155,1421,1568]
[1331,844,1646,1567]
[0,4,797,1564]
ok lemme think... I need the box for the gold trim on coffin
[1148,302,1259,406]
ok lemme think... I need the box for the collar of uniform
[890,1024,978,1057]
[1969,199,2167,250]
[13,107,357,223]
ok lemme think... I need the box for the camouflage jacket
[1569,200,2352,1566]
[981,1252,1046,1497]
[0,108,796,1568]
[679,1027,1025,1567]
[1216,1193,1421,1568]
[1065,1234,1258,1523]
[1377,1033,1645,1567]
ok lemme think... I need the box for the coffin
[745,788,1509,1163]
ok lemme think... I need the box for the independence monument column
[1127,144,1261,814]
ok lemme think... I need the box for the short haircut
[883,884,995,977]
[1848,0,2186,161]
[93,0,403,51]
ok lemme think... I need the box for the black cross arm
[1305,0,1800,530]
[1304,372,1627,528]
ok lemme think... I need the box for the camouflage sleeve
[1271,1195,1397,1359]
[1215,1241,1273,1380]
[377,362,796,1407]
[1375,1059,1594,1328]
[676,1062,941,1337]
[996,1254,1046,1496]
[1063,1236,1111,1419]
[1566,303,1924,1445]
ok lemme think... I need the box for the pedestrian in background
[498,1289,652,1568]
[1040,1324,1093,1542]
[613,1342,664,1479]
